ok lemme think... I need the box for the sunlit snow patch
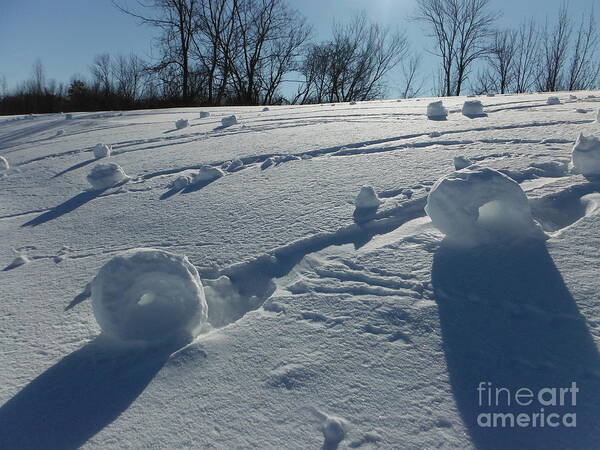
[425,166,545,244]
[91,248,207,344]
[87,163,129,190]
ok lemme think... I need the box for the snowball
[0,156,9,170]
[93,143,111,159]
[262,107,270,112]
[91,248,207,343]
[169,174,192,190]
[571,133,600,178]
[192,165,225,184]
[425,166,543,243]
[65,113,73,120]
[429,131,442,138]
[427,101,448,119]
[486,93,496,97]
[575,108,587,113]
[453,156,473,170]
[569,94,578,100]
[227,158,244,172]
[87,163,129,190]
[547,96,561,105]
[462,100,484,117]
[355,186,381,210]
[221,115,238,127]
[56,129,64,136]
[199,111,210,118]
[175,119,189,129]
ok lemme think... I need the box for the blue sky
[1,0,598,97]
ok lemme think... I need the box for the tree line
[1,0,599,115]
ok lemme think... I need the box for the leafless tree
[485,29,516,94]
[566,9,599,90]
[298,14,407,103]
[538,4,571,92]
[113,54,147,103]
[90,54,113,95]
[416,0,497,96]
[399,53,425,98]
[512,19,539,93]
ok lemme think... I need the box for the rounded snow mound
[65,113,73,120]
[91,248,208,343]
[93,143,111,159]
[0,156,9,170]
[462,100,484,117]
[87,163,129,190]
[547,96,561,105]
[453,155,473,170]
[355,186,381,210]
[175,119,189,129]
[262,107,270,112]
[199,111,210,118]
[425,166,544,244]
[221,115,238,127]
[192,165,225,184]
[169,174,192,190]
[571,133,600,178]
[427,101,448,119]
[226,158,244,172]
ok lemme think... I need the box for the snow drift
[462,100,484,117]
[91,248,208,343]
[427,101,448,119]
[571,133,600,178]
[93,143,111,159]
[87,163,129,190]
[425,166,544,243]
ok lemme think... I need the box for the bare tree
[113,54,147,103]
[31,59,46,95]
[512,19,539,93]
[399,53,424,98]
[416,0,497,96]
[566,9,599,91]
[298,13,408,103]
[538,4,571,92]
[485,29,516,94]
[90,54,113,95]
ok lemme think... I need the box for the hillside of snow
[1,93,600,449]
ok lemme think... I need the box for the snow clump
[262,107,270,111]
[87,163,129,190]
[569,94,578,100]
[355,186,381,210]
[169,174,192,190]
[199,111,210,118]
[596,109,600,123]
[453,155,473,170]
[425,166,544,244]
[571,133,600,178]
[93,143,111,159]
[91,248,208,343]
[221,115,238,127]
[0,156,9,170]
[175,118,189,129]
[192,165,225,184]
[226,158,244,172]
[462,100,484,117]
[547,96,561,105]
[65,113,73,120]
[427,101,448,119]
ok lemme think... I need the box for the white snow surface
[91,248,207,343]
[86,162,129,190]
[571,133,600,177]
[2,91,600,449]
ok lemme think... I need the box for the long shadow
[0,337,178,450]
[22,190,104,227]
[432,238,600,449]
[52,158,97,178]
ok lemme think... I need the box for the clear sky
[1,0,598,97]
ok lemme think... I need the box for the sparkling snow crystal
[355,186,381,210]
[425,166,544,243]
[87,163,129,190]
[91,248,208,343]
[427,101,448,119]
[462,100,484,117]
[93,143,111,159]
[175,119,189,129]
[571,133,600,178]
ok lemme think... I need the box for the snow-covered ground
[1,92,600,449]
